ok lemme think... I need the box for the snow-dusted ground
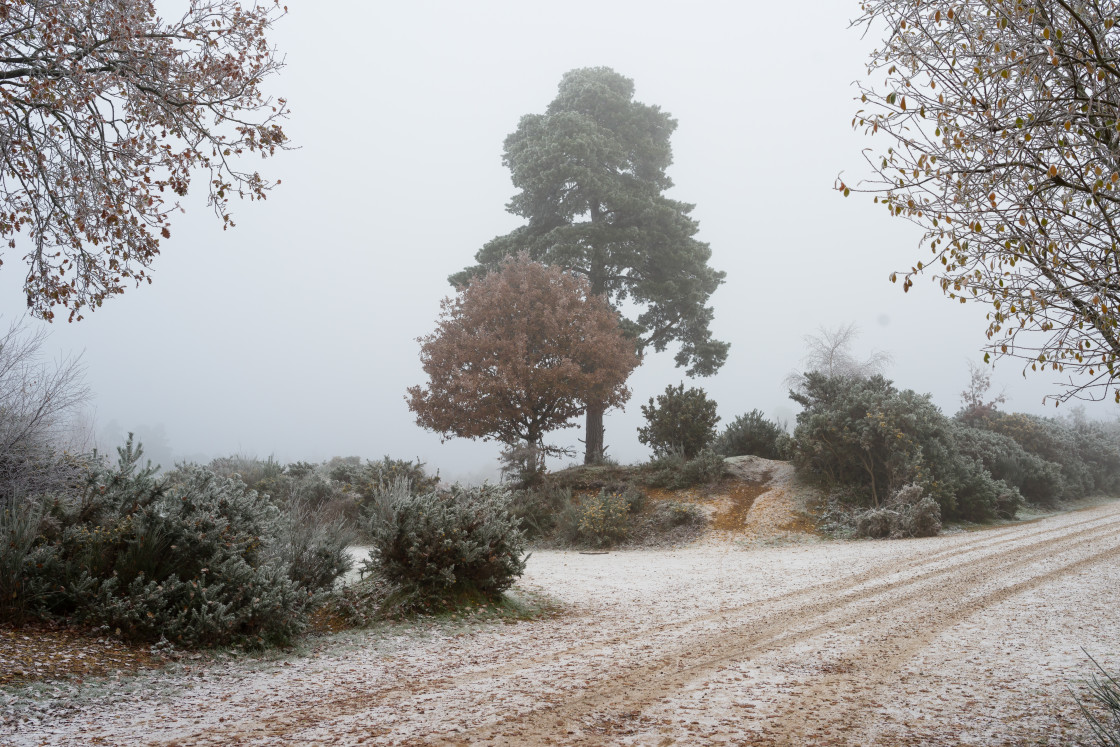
[4,501,1120,745]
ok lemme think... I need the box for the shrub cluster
[506,472,708,549]
[647,448,728,489]
[3,439,350,646]
[715,410,789,460]
[790,373,1020,525]
[208,454,439,539]
[963,411,1120,502]
[791,372,1120,533]
[638,383,720,459]
[363,482,527,608]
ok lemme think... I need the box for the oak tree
[408,255,639,476]
[0,0,290,321]
[846,0,1120,402]
[452,67,728,462]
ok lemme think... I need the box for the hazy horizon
[4,1,1118,483]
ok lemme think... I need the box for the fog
[2,1,1114,482]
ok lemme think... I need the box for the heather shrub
[364,483,527,607]
[638,383,720,459]
[715,410,787,459]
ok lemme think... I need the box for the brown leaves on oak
[407,255,640,453]
[0,0,290,321]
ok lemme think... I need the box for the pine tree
[453,67,728,463]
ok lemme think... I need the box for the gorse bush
[205,453,440,540]
[715,410,788,459]
[638,383,720,459]
[559,489,631,548]
[0,499,58,620]
[852,484,942,539]
[364,482,527,608]
[965,411,1120,501]
[950,424,1064,507]
[790,373,1019,523]
[4,438,352,647]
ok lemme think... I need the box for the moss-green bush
[715,410,788,459]
[638,383,720,459]
[364,483,527,607]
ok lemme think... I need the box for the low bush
[508,482,573,539]
[790,372,1021,523]
[629,500,708,545]
[558,489,631,548]
[4,439,352,647]
[852,484,942,539]
[648,449,727,489]
[638,383,720,459]
[715,410,788,459]
[363,482,527,608]
[0,498,60,620]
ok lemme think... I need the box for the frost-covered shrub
[715,410,787,459]
[968,411,1120,502]
[364,483,527,605]
[638,383,720,459]
[0,498,60,620]
[206,453,285,492]
[560,489,631,548]
[790,373,1016,522]
[272,495,354,592]
[908,495,943,537]
[508,483,572,539]
[951,424,1064,506]
[852,484,942,539]
[7,439,350,646]
[648,448,727,489]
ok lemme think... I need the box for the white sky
[2,1,1115,481]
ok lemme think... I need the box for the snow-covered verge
[3,499,1119,745]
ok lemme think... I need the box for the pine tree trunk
[584,402,605,464]
[584,206,608,465]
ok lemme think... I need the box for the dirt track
[5,501,1120,746]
